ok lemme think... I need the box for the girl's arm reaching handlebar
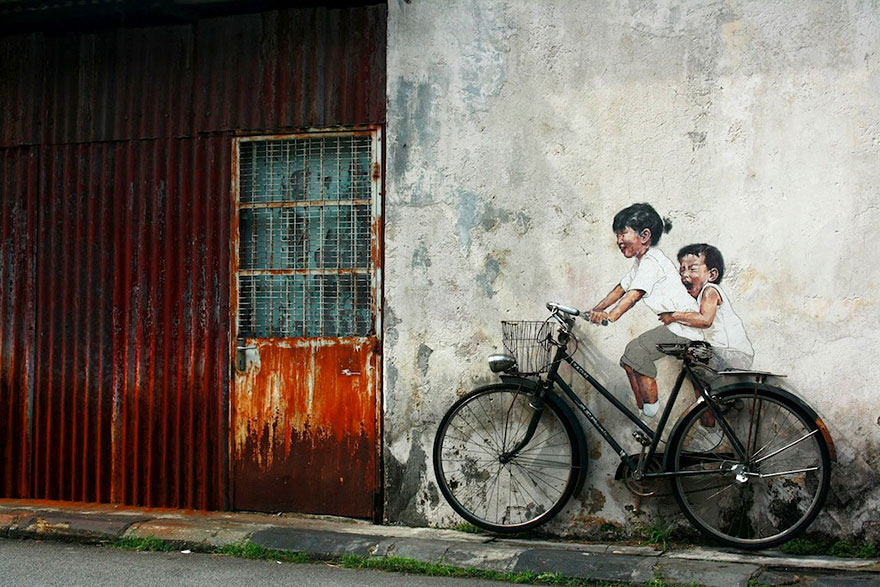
[589,286,643,324]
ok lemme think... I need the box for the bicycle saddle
[657,341,714,362]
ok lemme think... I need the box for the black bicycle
[433,302,834,549]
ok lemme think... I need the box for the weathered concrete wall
[384,0,880,540]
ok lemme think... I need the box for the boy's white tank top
[697,283,754,357]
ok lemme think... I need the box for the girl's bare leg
[622,364,644,409]
[635,373,659,405]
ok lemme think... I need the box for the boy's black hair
[678,243,725,284]
[612,202,672,246]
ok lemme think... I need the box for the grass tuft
[828,541,880,559]
[212,542,309,563]
[336,553,660,585]
[452,521,482,534]
[779,538,824,556]
[111,535,177,552]
[780,537,880,559]
[643,520,674,551]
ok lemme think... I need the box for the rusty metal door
[231,130,382,517]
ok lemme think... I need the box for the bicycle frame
[435,311,834,547]
[522,338,750,480]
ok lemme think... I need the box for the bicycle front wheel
[667,387,831,549]
[433,383,581,533]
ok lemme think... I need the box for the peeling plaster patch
[828,451,880,509]
[384,439,430,526]
[409,177,435,207]
[687,130,707,150]
[480,202,532,234]
[385,364,399,408]
[589,438,603,461]
[459,4,514,111]
[477,257,501,298]
[480,202,512,231]
[411,241,432,273]
[514,211,533,235]
[391,80,414,175]
[417,344,433,377]
[587,487,606,515]
[384,306,403,349]
[391,79,442,198]
[457,195,532,252]
[426,480,440,508]
[456,190,480,252]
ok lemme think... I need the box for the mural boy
[588,203,702,417]
[659,243,754,371]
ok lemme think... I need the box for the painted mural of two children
[588,203,754,418]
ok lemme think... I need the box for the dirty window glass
[237,135,374,337]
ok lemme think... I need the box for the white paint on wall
[385,0,880,540]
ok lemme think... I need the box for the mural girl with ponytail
[588,203,703,417]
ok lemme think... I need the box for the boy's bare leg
[694,389,716,427]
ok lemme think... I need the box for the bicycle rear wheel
[433,383,581,533]
[667,387,831,549]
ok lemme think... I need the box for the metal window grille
[236,135,374,337]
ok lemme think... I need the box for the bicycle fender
[499,376,590,494]
[665,382,836,467]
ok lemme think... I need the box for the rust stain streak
[232,339,377,468]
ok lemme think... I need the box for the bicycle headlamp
[488,353,517,373]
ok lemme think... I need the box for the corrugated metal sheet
[194,7,386,133]
[29,137,230,508]
[0,146,36,498]
[0,34,43,148]
[0,3,385,510]
[41,25,196,145]
[0,5,386,148]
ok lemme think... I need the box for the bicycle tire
[433,383,581,533]
[666,386,831,549]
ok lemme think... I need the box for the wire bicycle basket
[501,320,554,375]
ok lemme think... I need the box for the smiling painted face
[679,253,719,298]
[615,226,651,259]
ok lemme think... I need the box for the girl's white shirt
[619,248,702,341]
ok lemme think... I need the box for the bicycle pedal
[632,429,651,446]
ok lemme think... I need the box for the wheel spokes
[436,388,576,530]
[673,392,828,547]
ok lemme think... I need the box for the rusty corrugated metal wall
[0,146,36,499]
[0,4,386,509]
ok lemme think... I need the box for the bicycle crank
[622,455,664,497]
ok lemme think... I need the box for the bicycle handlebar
[546,301,580,316]
[547,301,608,327]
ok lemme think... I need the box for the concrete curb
[2,500,878,586]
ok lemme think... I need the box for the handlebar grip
[601,319,609,326]
[546,301,580,316]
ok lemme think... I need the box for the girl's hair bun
[663,217,673,234]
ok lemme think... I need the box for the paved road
[0,539,518,587]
